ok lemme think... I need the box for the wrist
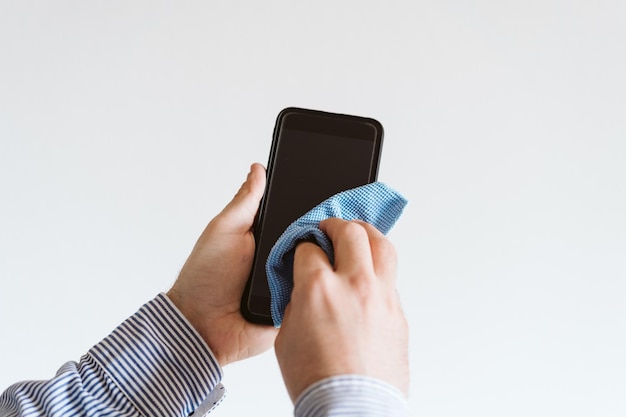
[163,290,227,365]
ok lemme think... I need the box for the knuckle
[352,275,376,300]
[378,237,397,258]
[360,234,396,276]
[294,241,310,257]
[294,241,318,263]
[377,238,398,263]
[296,267,331,297]
[338,220,368,239]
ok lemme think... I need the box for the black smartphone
[240,107,384,325]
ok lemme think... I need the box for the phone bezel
[240,107,384,325]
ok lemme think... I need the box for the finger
[293,241,333,288]
[352,220,398,284]
[319,218,374,276]
[213,163,266,234]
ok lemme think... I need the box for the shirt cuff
[88,293,225,416]
[294,375,410,417]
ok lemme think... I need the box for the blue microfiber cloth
[266,182,408,327]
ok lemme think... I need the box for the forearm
[0,356,136,416]
[0,294,224,417]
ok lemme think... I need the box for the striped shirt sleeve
[0,293,225,417]
[294,375,410,417]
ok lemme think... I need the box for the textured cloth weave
[266,182,408,327]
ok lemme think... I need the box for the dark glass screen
[247,127,378,315]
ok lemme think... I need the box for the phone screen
[241,108,383,324]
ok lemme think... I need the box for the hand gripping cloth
[266,182,408,327]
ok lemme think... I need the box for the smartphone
[240,107,384,325]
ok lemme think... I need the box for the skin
[275,218,410,402]
[167,163,278,366]
[167,162,409,402]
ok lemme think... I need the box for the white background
[1,1,625,416]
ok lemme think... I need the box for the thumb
[212,163,266,234]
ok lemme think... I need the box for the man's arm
[1,163,278,416]
[0,294,223,417]
[276,218,410,416]
[1,163,411,416]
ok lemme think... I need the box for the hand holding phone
[168,163,278,366]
